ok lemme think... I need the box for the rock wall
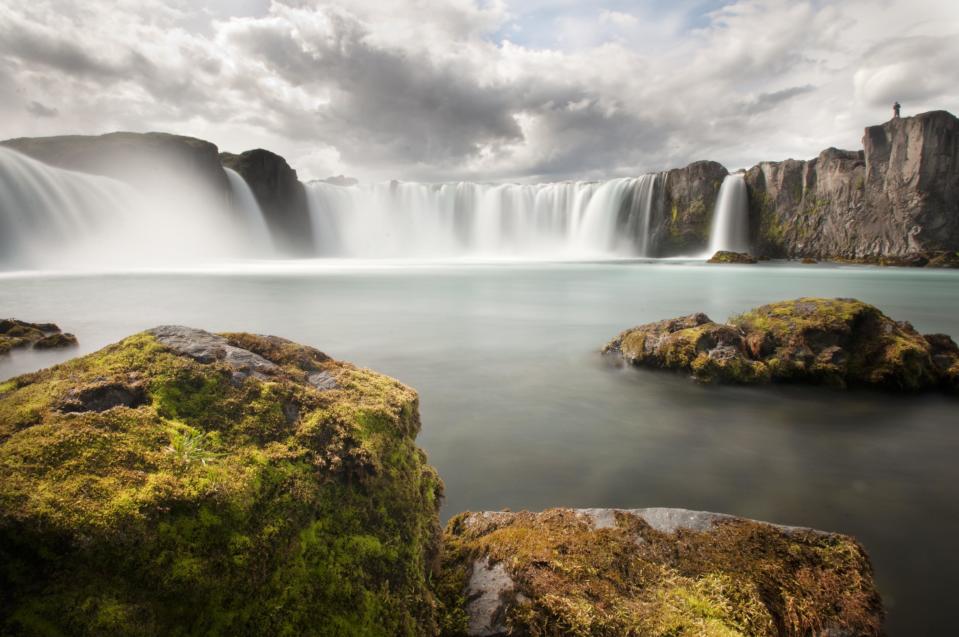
[220,149,315,255]
[745,110,959,258]
[1,132,230,197]
[650,160,728,256]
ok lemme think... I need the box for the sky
[1,0,957,183]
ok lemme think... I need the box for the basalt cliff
[3,109,957,261]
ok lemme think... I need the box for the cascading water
[0,146,673,268]
[707,174,749,254]
[225,168,274,255]
[0,148,273,270]
[305,174,663,259]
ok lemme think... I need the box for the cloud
[0,0,956,182]
[25,100,58,117]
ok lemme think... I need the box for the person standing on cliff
[893,101,901,119]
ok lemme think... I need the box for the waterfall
[305,174,663,259]
[225,168,273,255]
[0,146,670,269]
[0,148,273,269]
[707,174,749,254]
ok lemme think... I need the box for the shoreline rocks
[0,326,893,634]
[0,318,77,354]
[708,250,757,264]
[604,297,959,392]
[439,508,883,637]
[0,327,442,635]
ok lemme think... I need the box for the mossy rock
[438,508,883,637]
[0,318,76,353]
[0,326,443,636]
[606,298,954,391]
[707,251,757,264]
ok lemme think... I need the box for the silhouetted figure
[893,101,901,119]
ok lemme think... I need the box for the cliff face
[745,110,959,258]
[0,132,230,197]
[220,149,315,255]
[650,160,728,256]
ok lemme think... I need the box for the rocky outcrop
[439,508,883,637]
[604,297,959,392]
[0,132,230,197]
[0,327,442,635]
[651,160,728,256]
[220,149,314,255]
[708,250,757,264]
[0,318,76,354]
[746,110,959,259]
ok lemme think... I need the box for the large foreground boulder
[439,508,883,637]
[604,297,959,391]
[0,327,443,635]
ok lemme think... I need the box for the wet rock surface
[440,508,883,637]
[605,297,958,391]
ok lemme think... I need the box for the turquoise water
[2,260,958,634]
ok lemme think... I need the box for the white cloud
[0,0,957,182]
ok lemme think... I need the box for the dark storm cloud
[0,0,956,181]
[26,100,58,117]
[741,85,816,115]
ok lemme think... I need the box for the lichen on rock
[439,508,883,637]
[0,326,443,636]
[605,297,956,391]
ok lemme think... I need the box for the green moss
[440,509,882,637]
[0,330,443,636]
[611,298,945,391]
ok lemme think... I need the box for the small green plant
[164,428,222,468]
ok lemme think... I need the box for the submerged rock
[0,318,76,353]
[604,297,956,391]
[439,508,883,637]
[0,327,442,635]
[707,250,757,264]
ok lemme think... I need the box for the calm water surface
[2,260,957,634]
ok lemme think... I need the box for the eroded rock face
[605,297,956,391]
[652,160,728,256]
[0,318,76,354]
[440,508,883,637]
[747,110,959,259]
[0,328,442,636]
[220,149,314,255]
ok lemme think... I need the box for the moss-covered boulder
[0,326,443,636]
[604,298,956,391]
[439,508,883,637]
[0,318,77,354]
[707,250,757,264]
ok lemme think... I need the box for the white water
[225,167,274,256]
[306,174,663,259]
[707,174,750,254]
[0,148,271,270]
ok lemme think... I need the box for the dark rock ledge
[604,297,959,392]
